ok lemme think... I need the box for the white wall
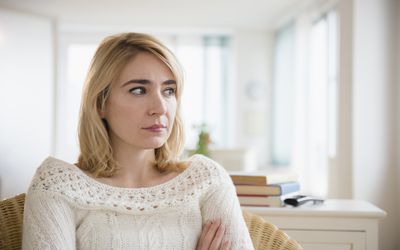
[329,0,354,199]
[351,0,399,249]
[0,8,54,199]
[234,30,273,168]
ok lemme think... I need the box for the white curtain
[272,9,338,197]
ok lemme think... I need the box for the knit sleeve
[199,158,254,250]
[22,191,76,250]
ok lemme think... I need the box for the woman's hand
[196,219,231,250]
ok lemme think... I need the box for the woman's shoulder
[186,154,232,184]
[28,156,83,193]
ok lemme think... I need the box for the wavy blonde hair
[77,33,186,177]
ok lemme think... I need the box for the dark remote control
[284,195,324,207]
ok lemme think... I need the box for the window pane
[271,23,295,165]
[271,8,338,197]
[309,16,329,196]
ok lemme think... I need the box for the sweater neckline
[46,155,199,192]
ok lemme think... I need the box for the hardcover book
[238,194,297,207]
[235,182,300,196]
[229,171,298,185]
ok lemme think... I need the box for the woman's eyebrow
[122,79,151,87]
[163,80,176,85]
[121,79,176,87]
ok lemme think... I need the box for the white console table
[243,199,386,250]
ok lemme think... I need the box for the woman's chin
[141,140,166,150]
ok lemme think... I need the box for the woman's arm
[200,169,254,250]
[22,192,76,250]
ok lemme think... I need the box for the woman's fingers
[209,222,225,249]
[203,219,221,248]
[197,220,212,249]
[196,218,230,250]
[220,240,231,250]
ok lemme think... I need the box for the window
[271,8,338,196]
[271,22,295,166]
[170,35,232,149]
[56,32,233,161]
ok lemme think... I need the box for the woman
[22,33,254,250]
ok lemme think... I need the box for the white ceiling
[0,0,314,30]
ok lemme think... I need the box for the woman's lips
[143,124,167,132]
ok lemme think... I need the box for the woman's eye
[129,87,146,95]
[164,88,176,96]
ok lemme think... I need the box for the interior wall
[0,8,54,199]
[330,0,354,199]
[352,0,398,249]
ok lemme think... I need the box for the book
[235,182,300,196]
[238,194,296,207]
[229,171,298,185]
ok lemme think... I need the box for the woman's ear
[99,109,105,119]
[98,104,107,119]
[98,86,110,119]
[99,107,109,131]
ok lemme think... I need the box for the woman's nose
[148,93,167,116]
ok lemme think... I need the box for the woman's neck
[111,148,160,186]
[86,147,178,189]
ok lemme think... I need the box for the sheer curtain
[271,22,295,166]
[272,8,338,196]
[173,35,232,149]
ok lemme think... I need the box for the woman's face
[101,52,177,152]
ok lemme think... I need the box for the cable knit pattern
[22,154,254,250]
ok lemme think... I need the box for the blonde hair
[77,33,186,177]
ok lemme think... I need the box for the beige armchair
[242,210,302,249]
[0,193,25,250]
[0,194,302,250]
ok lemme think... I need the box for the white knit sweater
[22,154,254,250]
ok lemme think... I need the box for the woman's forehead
[116,52,175,85]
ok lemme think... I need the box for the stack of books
[230,171,300,207]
